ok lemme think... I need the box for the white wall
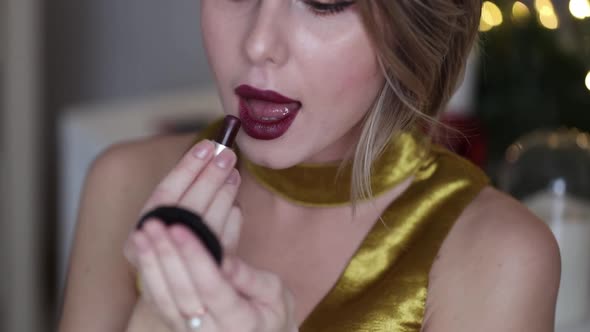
[45,0,213,110]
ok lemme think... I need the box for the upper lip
[235,84,301,104]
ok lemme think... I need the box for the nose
[243,2,289,67]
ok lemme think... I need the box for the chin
[235,137,304,170]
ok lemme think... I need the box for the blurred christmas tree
[476,0,590,162]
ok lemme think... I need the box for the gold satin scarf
[191,117,490,331]
[199,118,432,207]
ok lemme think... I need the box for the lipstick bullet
[214,115,241,156]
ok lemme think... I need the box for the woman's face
[201,0,383,168]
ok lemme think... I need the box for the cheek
[200,2,246,83]
[297,27,383,117]
[326,50,382,101]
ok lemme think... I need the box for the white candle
[523,188,590,327]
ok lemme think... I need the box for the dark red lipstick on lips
[235,85,301,140]
[235,85,300,104]
[213,115,241,156]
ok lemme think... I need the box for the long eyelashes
[302,0,355,17]
[223,0,355,17]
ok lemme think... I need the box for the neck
[236,160,317,222]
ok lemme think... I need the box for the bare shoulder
[93,132,200,182]
[440,186,560,259]
[87,131,201,212]
[58,132,199,332]
[78,132,199,228]
[423,187,561,332]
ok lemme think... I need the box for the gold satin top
[138,118,490,331]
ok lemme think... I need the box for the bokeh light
[512,1,532,22]
[569,0,590,19]
[535,0,560,29]
[480,1,504,31]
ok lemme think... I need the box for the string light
[480,1,504,31]
[535,0,553,12]
[512,1,532,22]
[569,0,590,19]
[479,19,494,32]
[535,0,560,29]
[478,2,589,95]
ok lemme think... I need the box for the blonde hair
[340,0,482,208]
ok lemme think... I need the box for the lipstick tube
[214,115,241,155]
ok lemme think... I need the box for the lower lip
[238,98,299,140]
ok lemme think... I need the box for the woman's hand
[123,139,298,332]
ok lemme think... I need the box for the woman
[58,1,561,331]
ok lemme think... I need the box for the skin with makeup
[58,1,561,332]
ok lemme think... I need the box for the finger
[142,220,207,318]
[168,225,245,315]
[201,169,241,236]
[133,230,185,329]
[220,206,243,254]
[178,148,237,215]
[141,140,216,214]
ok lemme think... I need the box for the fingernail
[192,140,214,159]
[226,169,240,185]
[214,149,235,169]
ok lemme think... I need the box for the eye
[302,0,355,17]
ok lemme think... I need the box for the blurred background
[0,0,589,331]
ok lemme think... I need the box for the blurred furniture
[499,129,590,332]
[0,0,45,331]
[57,87,222,303]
